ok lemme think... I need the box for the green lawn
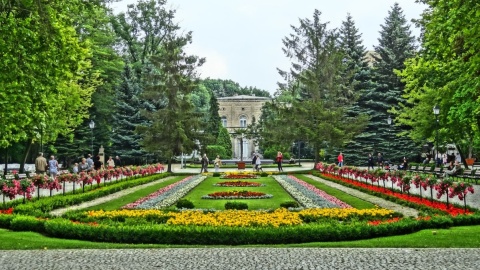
[2,226,480,249]
[180,176,295,210]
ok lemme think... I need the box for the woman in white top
[107,156,115,169]
[214,155,221,172]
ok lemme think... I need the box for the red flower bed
[221,174,258,179]
[0,208,13,215]
[214,181,263,187]
[202,190,271,199]
[321,173,473,216]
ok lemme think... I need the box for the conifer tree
[111,64,147,164]
[365,3,419,164]
[338,13,377,165]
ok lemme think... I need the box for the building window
[240,116,247,128]
[221,116,227,127]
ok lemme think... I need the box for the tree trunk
[20,140,33,173]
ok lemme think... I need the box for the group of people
[34,152,122,176]
[199,151,286,173]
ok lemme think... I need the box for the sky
[111,0,427,94]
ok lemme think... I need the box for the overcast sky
[111,0,426,94]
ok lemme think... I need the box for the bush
[176,199,195,209]
[212,172,221,177]
[225,201,248,210]
[280,201,300,208]
[10,215,45,233]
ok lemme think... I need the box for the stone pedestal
[99,145,105,166]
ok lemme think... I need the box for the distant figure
[73,163,79,174]
[214,155,221,173]
[200,154,209,173]
[255,154,263,172]
[48,155,59,178]
[93,155,103,170]
[251,153,258,171]
[114,156,122,167]
[78,158,89,172]
[377,153,384,169]
[35,152,48,174]
[107,156,115,169]
[455,152,462,163]
[444,161,461,178]
[367,153,375,170]
[337,152,344,167]
[398,157,408,170]
[276,151,283,172]
[86,154,94,171]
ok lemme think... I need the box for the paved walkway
[0,248,479,269]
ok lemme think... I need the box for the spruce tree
[111,64,147,164]
[366,3,419,164]
[338,13,377,165]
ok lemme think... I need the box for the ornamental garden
[0,163,479,245]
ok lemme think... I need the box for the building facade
[217,95,271,159]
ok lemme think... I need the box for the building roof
[217,95,271,101]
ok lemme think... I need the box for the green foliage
[224,201,248,210]
[176,199,195,209]
[201,78,270,98]
[10,215,45,233]
[217,126,233,158]
[272,10,368,164]
[206,145,226,161]
[280,201,300,208]
[397,0,480,162]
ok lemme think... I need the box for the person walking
[367,153,375,170]
[255,154,263,172]
[337,152,344,167]
[214,155,221,173]
[86,154,94,171]
[251,153,258,171]
[78,158,89,172]
[35,152,48,174]
[201,154,209,173]
[48,155,59,178]
[377,152,384,169]
[276,151,283,172]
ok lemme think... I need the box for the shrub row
[2,213,479,245]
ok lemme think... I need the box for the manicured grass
[82,176,186,211]
[180,176,296,210]
[2,226,480,249]
[296,175,376,209]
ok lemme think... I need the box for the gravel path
[0,248,479,270]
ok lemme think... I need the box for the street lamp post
[386,116,392,168]
[89,120,95,156]
[298,141,301,166]
[433,105,440,165]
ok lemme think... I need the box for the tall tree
[138,33,205,172]
[0,0,98,171]
[338,13,377,165]
[205,92,221,142]
[111,64,147,164]
[397,0,480,163]
[274,10,368,164]
[363,3,418,163]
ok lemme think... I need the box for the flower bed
[274,175,351,209]
[123,175,205,209]
[220,173,259,179]
[201,190,273,199]
[314,169,473,216]
[214,181,264,187]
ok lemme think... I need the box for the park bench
[433,167,443,177]
[470,169,480,184]
[458,169,473,182]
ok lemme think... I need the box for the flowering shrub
[221,173,259,179]
[0,208,13,215]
